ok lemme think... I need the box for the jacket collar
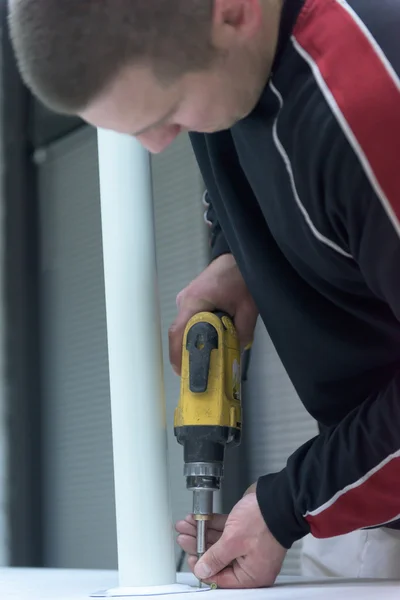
[272,0,306,72]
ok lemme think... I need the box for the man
[8,0,400,589]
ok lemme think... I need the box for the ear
[211,0,263,47]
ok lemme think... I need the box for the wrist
[256,470,310,550]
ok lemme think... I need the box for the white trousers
[301,528,400,579]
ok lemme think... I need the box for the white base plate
[91,583,211,597]
[0,568,400,599]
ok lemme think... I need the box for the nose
[138,125,181,153]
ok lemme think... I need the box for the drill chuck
[185,462,222,513]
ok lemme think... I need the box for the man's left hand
[176,484,287,589]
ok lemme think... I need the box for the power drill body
[174,311,242,559]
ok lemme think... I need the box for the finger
[187,554,198,573]
[233,302,258,348]
[176,534,219,556]
[187,554,233,572]
[175,514,197,530]
[169,293,216,374]
[187,557,241,590]
[175,520,197,537]
[177,527,223,547]
[168,305,200,374]
[189,557,256,590]
[201,565,245,589]
[194,533,240,582]
[244,483,257,496]
[175,514,228,535]
[204,514,228,531]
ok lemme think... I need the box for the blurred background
[0,5,318,576]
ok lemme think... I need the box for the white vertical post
[97,129,176,589]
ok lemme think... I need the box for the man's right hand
[168,253,258,375]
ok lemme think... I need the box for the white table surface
[0,569,399,600]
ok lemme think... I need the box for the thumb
[194,532,238,581]
[233,302,258,349]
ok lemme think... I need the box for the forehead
[80,65,181,134]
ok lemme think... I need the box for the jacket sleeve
[256,136,400,550]
[202,190,231,262]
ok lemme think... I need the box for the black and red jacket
[189,0,400,549]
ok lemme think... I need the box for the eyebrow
[131,105,178,137]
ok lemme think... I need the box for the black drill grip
[186,321,218,393]
[186,311,232,394]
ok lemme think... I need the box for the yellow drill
[174,311,242,575]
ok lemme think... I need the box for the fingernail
[195,563,211,579]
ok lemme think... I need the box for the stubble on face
[81,0,284,140]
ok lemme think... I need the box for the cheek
[137,125,181,153]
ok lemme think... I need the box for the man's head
[9,0,282,152]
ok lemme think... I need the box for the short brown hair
[8,0,215,114]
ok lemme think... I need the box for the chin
[199,117,241,134]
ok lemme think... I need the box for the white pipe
[97,129,176,589]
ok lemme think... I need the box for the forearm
[257,371,400,548]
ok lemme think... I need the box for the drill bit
[197,518,207,588]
